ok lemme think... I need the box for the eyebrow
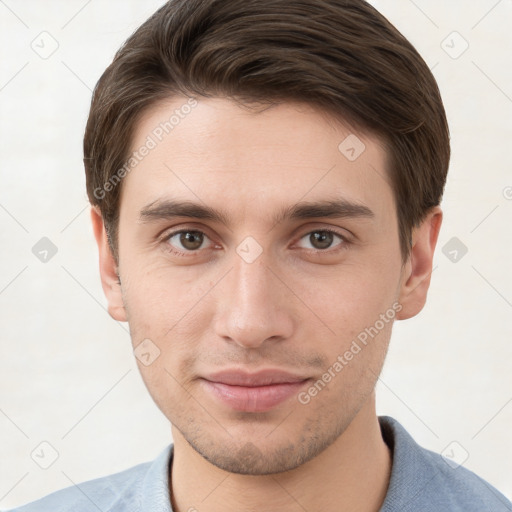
[139,198,375,226]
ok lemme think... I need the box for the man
[9,0,511,510]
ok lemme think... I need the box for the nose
[213,254,295,349]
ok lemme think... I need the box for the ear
[90,206,127,322]
[396,206,443,320]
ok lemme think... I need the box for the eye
[296,229,347,251]
[160,227,349,258]
[164,230,213,254]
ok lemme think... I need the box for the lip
[200,369,310,412]
[204,369,308,386]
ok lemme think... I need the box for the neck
[169,393,391,512]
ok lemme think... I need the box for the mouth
[199,369,311,413]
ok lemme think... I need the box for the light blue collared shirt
[7,416,512,511]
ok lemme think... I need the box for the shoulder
[379,416,512,512]
[6,445,173,512]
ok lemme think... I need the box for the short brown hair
[84,0,450,265]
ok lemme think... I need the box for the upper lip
[202,369,309,387]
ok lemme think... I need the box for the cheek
[288,258,400,337]
[288,262,401,390]
[131,325,200,421]
[121,257,213,331]
[298,312,394,415]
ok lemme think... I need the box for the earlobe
[396,206,443,320]
[90,207,127,322]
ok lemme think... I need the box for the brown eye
[297,230,346,251]
[166,230,209,252]
[310,231,334,249]
[180,231,204,250]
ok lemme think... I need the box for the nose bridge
[213,251,293,348]
[233,257,272,312]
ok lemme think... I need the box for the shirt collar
[378,415,437,511]
[140,443,174,511]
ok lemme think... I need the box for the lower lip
[200,379,308,413]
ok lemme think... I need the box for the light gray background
[1,0,511,508]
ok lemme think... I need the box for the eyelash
[160,227,350,257]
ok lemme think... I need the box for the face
[96,97,436,475]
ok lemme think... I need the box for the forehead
[120,96,394,229]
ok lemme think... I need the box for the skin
[91,96,442,512]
